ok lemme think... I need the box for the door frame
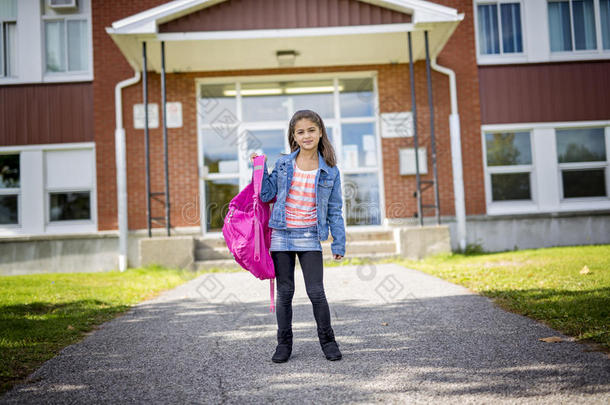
[195,71,386,237]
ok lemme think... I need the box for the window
[49,191,90,221]
[602,0,610,49]
[556,127,607,198]
[0,0,17,77]
[43,3,89,73]
[477,2,523,55]
[548,0,610,52]
[0,145,96,234]
[45,149,94,223]
[484,131,533,202]
[483,123,610,215]
[0,154,19,225]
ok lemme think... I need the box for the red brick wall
[93,0,484,232]
[92,0,168,231]
[440,0,485,217]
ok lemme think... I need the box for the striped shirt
[286,160,318,228]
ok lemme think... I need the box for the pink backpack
[222,155,276,312]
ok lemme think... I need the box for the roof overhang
[106,0,464,73]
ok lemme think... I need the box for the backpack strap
[252,155,266,262]
[252,155,276,313]
[270,279,275,313]
[252,155,266,199]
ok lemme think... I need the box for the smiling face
[293,118,322,152]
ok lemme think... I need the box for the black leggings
[271,251,332,332]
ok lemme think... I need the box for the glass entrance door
[337,78,382,226]
[197,76,383,235]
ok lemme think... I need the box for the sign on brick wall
[134,103,159,129]
[133,102,183,129]
[165,102,182,128]
[399,147,427,175]
[381,112,414,138]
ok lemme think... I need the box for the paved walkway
[1,263,609,404]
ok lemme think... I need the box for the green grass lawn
[0,265,223,395]
[330,245,610,354]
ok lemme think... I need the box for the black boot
[317,327,342,361]
[272,328,293,363]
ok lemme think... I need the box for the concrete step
[193,259,242,270]
[194,229,394,250]
[195,238,228,249]
[195,246,233,260]
[321,240,396,255]
[193,252,400,271]
[343,230,394,242]
[195,239,397,261]
[193,228,397,263]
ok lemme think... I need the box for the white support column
[17,0,43,82]
[20,150,45,234]
[532,127,560,212]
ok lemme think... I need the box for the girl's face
[293,119,322,152]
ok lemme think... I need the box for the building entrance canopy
[106,0,463,73]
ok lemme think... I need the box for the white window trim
[474,0,528,63]
[482,120,610,215]
[41,10,92,79]
[0,142,97,236]
[43,146,97,229]
[556,125,609,202]
[482,128,538,213]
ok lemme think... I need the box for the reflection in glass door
[197,83,240,233]
[243,127,287,186]
[338,78,381,226]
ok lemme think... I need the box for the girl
[250,109,346,363]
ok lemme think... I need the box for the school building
[1,0,609,274]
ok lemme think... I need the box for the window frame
[45,188,93,224]
[43,147,95,226]
[482,121,610,216]
[195,71,386,235]
[0,152,21,227]
[547,0,607,54]
[0,1,17,78]
[555,126,609,202]
[482,129,537,210]
[474,0,527,62]
[41,4,92,79]
[0,143,97,236]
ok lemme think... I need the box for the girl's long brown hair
[287,109,337,167]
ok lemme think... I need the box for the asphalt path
[2,263,609,404]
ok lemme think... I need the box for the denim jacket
[259,147,346,256]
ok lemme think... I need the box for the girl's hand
[333,254,343,260]
[250,153,267,163]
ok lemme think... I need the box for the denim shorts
[269,225,322,252]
